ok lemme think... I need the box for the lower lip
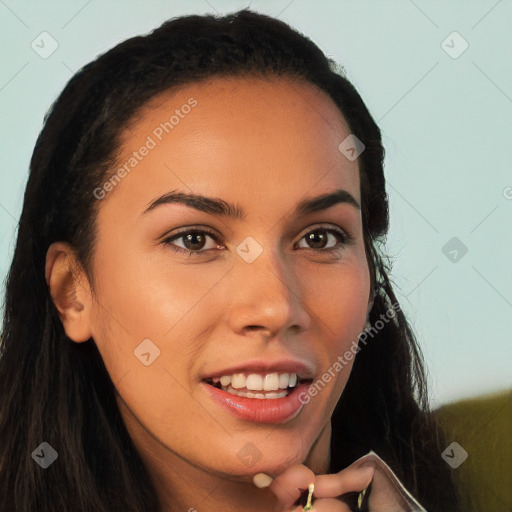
[202,381,311,424]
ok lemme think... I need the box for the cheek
[86,245,186,389]
[302,256,369,402]
[306,256,370,344]
[87,254,213,432]
[331,265,370,371]
[88,240,230,393]
[90,243,191,339]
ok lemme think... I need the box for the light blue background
[1,0,511,407]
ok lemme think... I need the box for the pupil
[184,233,205,250]
[307,231,327,249]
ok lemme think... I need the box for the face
[83,77,370,482]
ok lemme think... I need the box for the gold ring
[302,483,314,511]
[357,485,368,510]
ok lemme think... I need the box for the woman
[0,9,461,512]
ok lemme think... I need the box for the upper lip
[201,358,315,380]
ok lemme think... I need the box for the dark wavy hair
[0,9,460,512]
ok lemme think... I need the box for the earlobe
[45,242,93,342]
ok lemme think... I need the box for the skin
[46,77,375,511]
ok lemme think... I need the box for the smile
[206,372,301,399]
[203,371,313,424]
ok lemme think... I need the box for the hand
[255,460,374,511]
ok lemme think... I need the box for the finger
[267,464,316,509]
[313,465,374,499]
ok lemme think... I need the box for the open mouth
[204,372,312,400]
[202,370,315,423]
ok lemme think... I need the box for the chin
[229,443,308,478]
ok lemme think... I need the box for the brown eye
[163,228,222,256]
[296,227,350,251]
[304,230,330,249]
[163,225,352,258]
[180,232,209,251]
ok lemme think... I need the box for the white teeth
[246,374,263,390]
[210,372,301,393]
[223,385,288,399]
[220,375,231,387]
[231,373,246,389]
[263,372,280,391]
[278,373,290,389]
[264,391,287,399]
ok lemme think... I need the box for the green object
[434,389,512,512]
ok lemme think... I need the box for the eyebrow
[142,188,360,219]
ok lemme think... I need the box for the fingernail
[253,472,273,488]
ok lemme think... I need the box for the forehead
[127,75,353,152]
[101,76,360,219]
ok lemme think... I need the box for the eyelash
[162,225,354,257]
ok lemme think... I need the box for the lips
[201,358,315,423]
[202,379,312,423]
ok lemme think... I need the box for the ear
[45,242,93,342]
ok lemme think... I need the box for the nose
[228,246,311,341]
